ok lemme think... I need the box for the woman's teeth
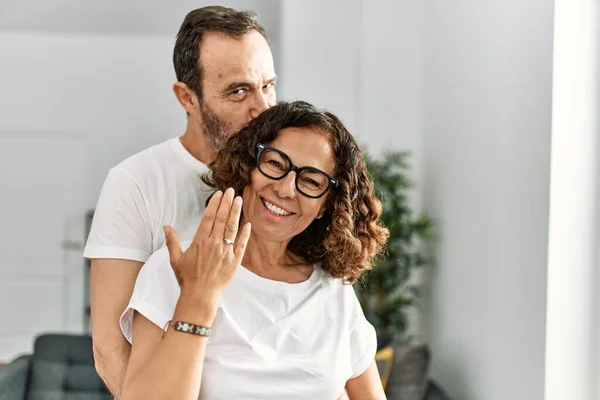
[263,200,292,216]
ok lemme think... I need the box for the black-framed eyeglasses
[256,143,338,199]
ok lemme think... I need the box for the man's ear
[173,82,198,114]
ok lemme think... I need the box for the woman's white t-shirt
[120,241,377,400]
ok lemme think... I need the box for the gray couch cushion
[26,334,112,400]
[0,355,31,399]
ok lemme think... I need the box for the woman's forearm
[121,293,218,400]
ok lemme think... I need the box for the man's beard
[199,101,234,151]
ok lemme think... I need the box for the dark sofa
[0,334,111,400]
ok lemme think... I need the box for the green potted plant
[359,149,435,397]
[359,149,434,341]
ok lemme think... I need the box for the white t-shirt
[120,241,377,400]
[84,138,212,262]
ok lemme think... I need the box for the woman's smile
[260,197,295,218]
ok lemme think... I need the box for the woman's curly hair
[203,101,389,283]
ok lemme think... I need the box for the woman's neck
[243,233,291,272]
[241,234,313,283]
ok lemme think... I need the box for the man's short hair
[173,6,268,99]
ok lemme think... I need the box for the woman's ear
[316,203,328,220]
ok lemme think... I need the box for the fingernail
[227,187,235,194]
[235,196,243,204]
[215,190,223,197]
[163,226,168,235]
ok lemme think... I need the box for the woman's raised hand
[163,188,251,300]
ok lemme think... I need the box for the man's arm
[84,167,153,396]
[90,258,143,398]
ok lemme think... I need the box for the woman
[119,101,389,399]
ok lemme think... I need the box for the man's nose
[248,92,271,121]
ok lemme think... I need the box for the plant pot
[384,339,430,400]
[377,334,394,350]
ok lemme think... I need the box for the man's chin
[209,133,235,151]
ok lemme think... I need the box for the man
[83,6,276,397]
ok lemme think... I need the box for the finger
[223,196,243,242]
[233,222,252,262]
[194,190,223,242]
[210,187,235,238]
[164,225,182,268]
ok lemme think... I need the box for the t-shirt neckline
[236,264,323,294]
[169,137,209,174]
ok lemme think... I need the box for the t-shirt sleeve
[83,167,152,262]
[119,245,184,344]
[346,285,378,378]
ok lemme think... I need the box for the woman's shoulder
[316,266,357,297]
[120,241,191,343]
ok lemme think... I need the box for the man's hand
[90,258,143,397]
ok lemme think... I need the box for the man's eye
[231,88,247,96]
[264,82,276,89]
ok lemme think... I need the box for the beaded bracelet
[163,320,212,337]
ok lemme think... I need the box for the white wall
[359,0,426,336]
[360,0,424,162]
[0,32,183,208]
[279,0,424,160]
[545,1,599,399]
[421,1,554,399]
[0,0,280,37]
[279,0,362,135]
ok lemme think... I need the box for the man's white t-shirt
[120,241,378,400]
[84,138,212,261]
